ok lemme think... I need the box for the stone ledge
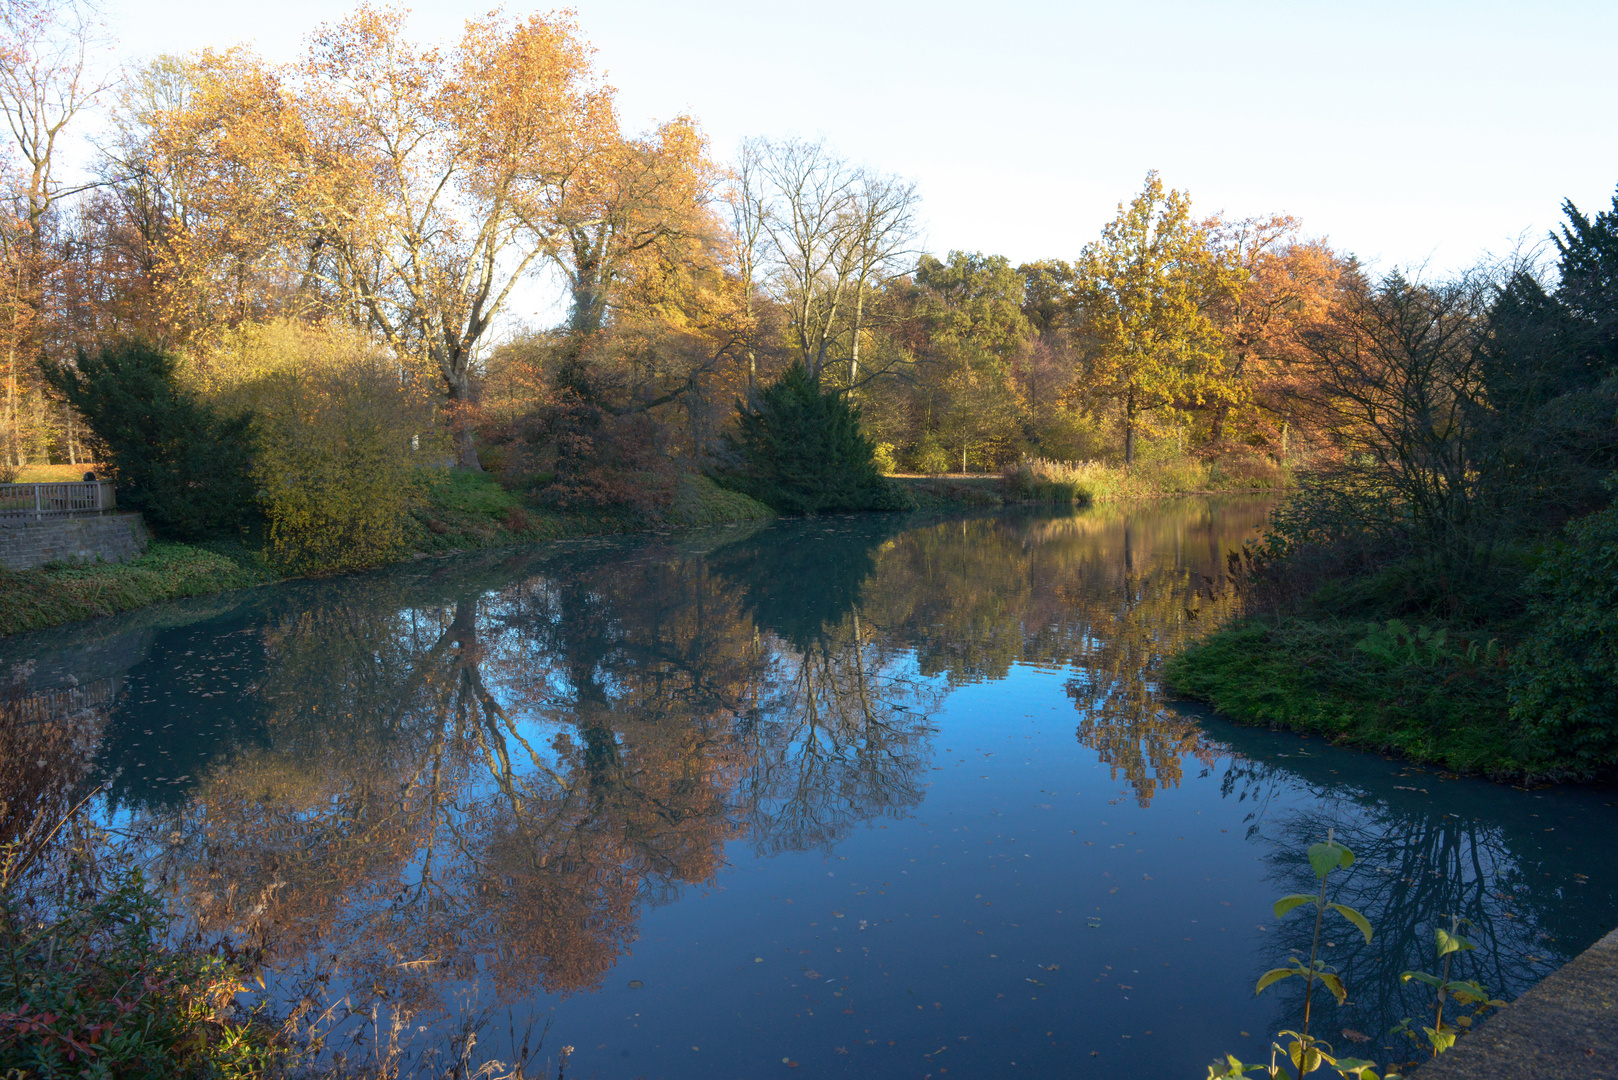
[1412,925,1618,1078]
[0,513,149,570]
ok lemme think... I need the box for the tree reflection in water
[1196,728,1618,1056]
[4,496,1608,1072]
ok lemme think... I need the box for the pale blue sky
[96,0,1618,280]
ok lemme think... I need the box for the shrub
[1001,458,1099,503]
[909,435,951,476]
[1508,503,1618,766]
[541,404,674,516]
[40,340,257,541]
[1207,455,1286,489]
[0,873,278,1080]
[720,363,907,515]
[209,322,439,575]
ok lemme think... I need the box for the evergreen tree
[41,340,258,540]
[1554,188,1618,386]
[720,363,907,515]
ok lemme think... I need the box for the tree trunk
[849,282,865,390]
[445,373,483,471]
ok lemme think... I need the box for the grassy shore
[0,542,266,637]
[1,457,1279,638]
[0,471,776,638]
[1161,546,1597,782]
[1163,615,1557,779]
[1001,455,1288,502]
[893,454,1288,510]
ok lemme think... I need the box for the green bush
[210,321,438,575]
[40,340,257,541]
[909,435,951,476]
[720,363,910,515]
[0,872,279,1079]
[1509,503,1618,766]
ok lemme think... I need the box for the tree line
[1,2,1614,568]
[0,8,1330,477]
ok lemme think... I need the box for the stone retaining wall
[0,513,149,571]
[1414,925,1618,1077]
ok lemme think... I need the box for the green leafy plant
[1508,501,1618,766]
[1208,832,1384,1080]
[1351,619,1503,668]
[1394,915,1506,1058]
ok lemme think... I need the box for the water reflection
[1198,716,1617,1058]
[0,498,1612,1077]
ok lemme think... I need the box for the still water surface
[6,499,1616,1078]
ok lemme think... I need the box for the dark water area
[4,499,1616,1079]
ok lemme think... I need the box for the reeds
[1001,455,1287,503]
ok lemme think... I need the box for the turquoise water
[5,500,1614,1078]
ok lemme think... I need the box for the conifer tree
[720,363,904,514]
[41,341,257,539]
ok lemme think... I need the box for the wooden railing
[0,481,117,520]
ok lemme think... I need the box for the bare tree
[749,137,919,382]
[0,0,107,252]
[724,137,770,400]
[840,169,919,390]
[0,0,108,466]
[1290,269,1497,571]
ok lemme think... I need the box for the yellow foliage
[205,320,442,573]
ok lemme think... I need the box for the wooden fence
[0,481,117,521]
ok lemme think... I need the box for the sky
[86,0,1618,279]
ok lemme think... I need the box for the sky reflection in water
[5,499,1616,1079]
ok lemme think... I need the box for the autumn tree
[0,0,107,468]
[297,9,619,468]
[1202,214,1342,455]
[910,251,1030,470]
[1066,172,1228,465]
[132,10,618,469]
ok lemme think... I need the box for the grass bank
[0,542,267,637]
[890,454,1288,509]
[1,471,775,638]
[2,454,1274,639]
[1163,548,1605,782]
[1163,616,1553,778]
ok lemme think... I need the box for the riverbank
[1410,925,1618,1078]
[0,471,775,637]
[0,462,1287,639]
[1163,615,1556,779]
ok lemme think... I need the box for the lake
[4,498,1615,1079]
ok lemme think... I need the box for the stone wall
[0,513,149,571]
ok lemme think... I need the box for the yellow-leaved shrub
[205,321,441,574]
